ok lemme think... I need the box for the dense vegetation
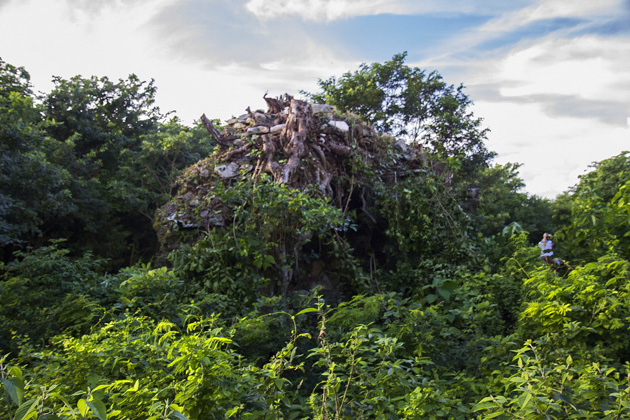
[1,54,629,419]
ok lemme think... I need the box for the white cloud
[476,100,630,198]
[425,0,624,64]
[244,0,396,22]
[419,1,630,197]
[0,0,354,124]
[243,0,531,22]
[499,35,630,104]
[171,45,358,123]
[0,0,177,91]
[516,0,621,22]
[485,0,620,32]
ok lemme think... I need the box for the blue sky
[1,0,628,198]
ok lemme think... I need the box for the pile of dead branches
[155,94,425,250]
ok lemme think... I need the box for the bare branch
[200,113,229,147]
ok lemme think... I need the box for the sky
[0,0,629,198]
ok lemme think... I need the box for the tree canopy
[0,59,73,254]
[0,62,215,266]
[308,52,495,174]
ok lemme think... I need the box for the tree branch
[200,113,229,147]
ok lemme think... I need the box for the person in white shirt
[539,232,561,266]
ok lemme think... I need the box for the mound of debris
[155,94,428,254]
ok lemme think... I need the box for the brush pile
[155,94,427,251]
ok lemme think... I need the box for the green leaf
[473,401,497,410]
[78,399,89,416]
[2,378,24,406]
[8,367,23,381]
[87,398,108,420]
[14,398,40,420]
[21,411,38,420]
[437,288,451,301]
[169,410,189,420]
[226,406,241,418]
[493,396,507,404]
[484,411,505,419]
[295,307,318,316]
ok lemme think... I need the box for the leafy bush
[168,176,352,303]
[556,152,630,264]
[517,255,630,362]
[475,341,630,419]
[0,242,109,354]
[115,264,182,321]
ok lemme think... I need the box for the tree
[0,58,73,258]
[39,75,215,267]
[474,163,553,241]
[0,64,215,267]
[129,116,216,215]
[37,75,165,265]
[0,241,108,354]
[555,151,630,263]
[307,52,494,174]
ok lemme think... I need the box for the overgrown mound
[157,95,427,241]
[154,94,458,297]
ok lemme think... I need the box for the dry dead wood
[263,92,286,114]
[201,113,230,147]
[279,98,313,184]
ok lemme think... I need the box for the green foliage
[517,255,630,362]
[556,151,630,264]
[308,52,494,173]
[399,382,469,419]
[309,324,422,418]
[474,342,630,419]
[115,264,182,321]
[1,58,215,268]
[474,163,554,241]
[39,74,174,266]
[3,56,630,420]
[133,117,214,203]
[374,172,477,291]
[0,59,73,253]
[0,241,109,354]
[169,176,352,301]
[0,307,320,419]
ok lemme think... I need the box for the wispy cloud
[498,35,630,105]
[410,0,630,197]
[469,87,629,126]
[420,0,623,64]
[244,0,393,22]
[420,0,630,125]
[445,33,630,128]
[243,0,529,22]
[484,0,619,31]
[476,100,630,197]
